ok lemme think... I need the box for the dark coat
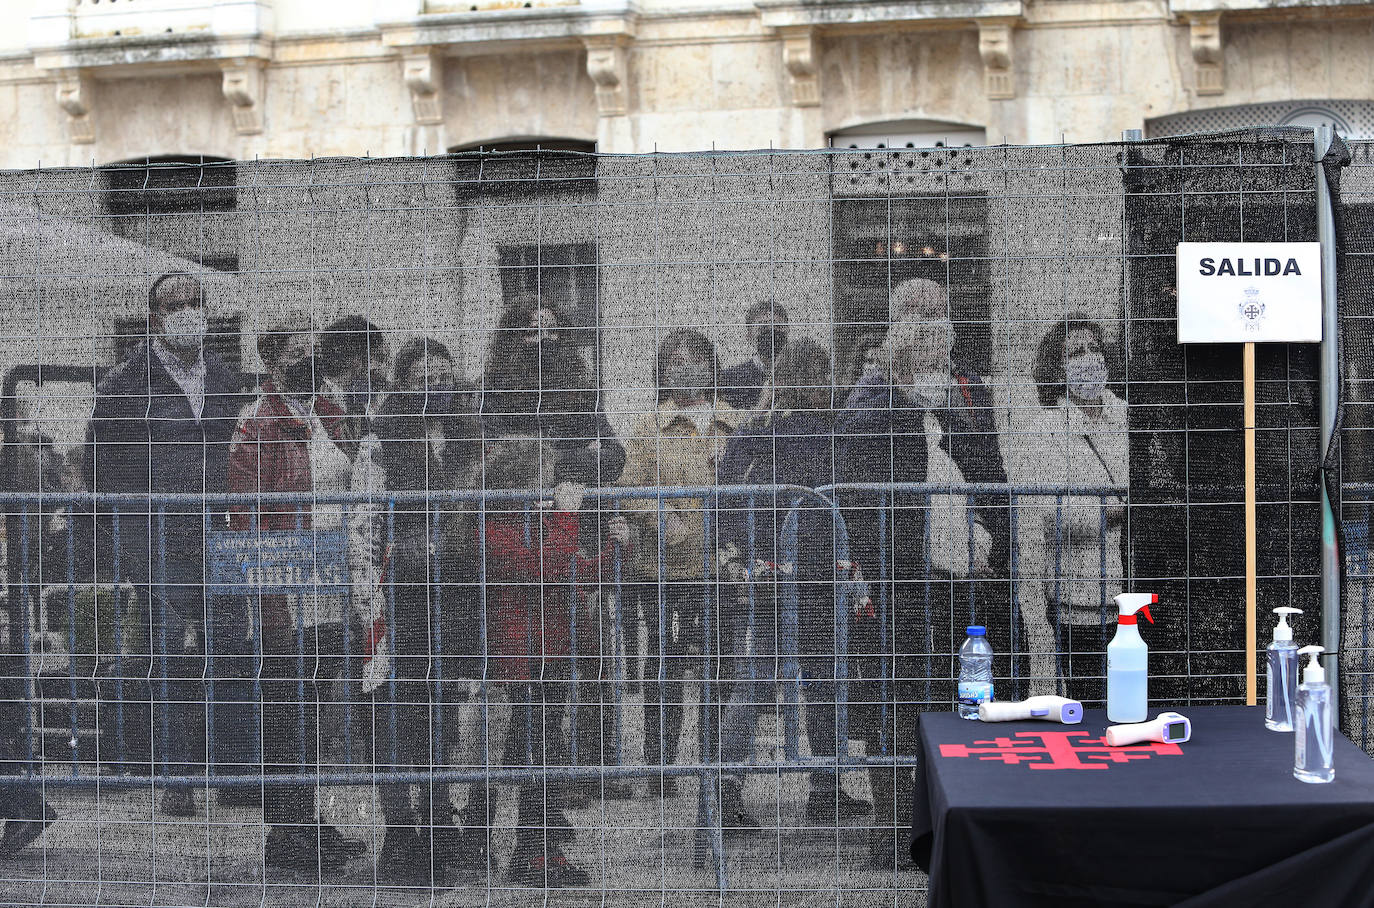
[715,409,840,658]
[836,367,1010,585]
[719,359,766,411]
[84,342,245,570]
[368,404,483,674]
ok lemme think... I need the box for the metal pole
[1314,125,1341,706]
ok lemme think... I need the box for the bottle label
[957,681,993,707]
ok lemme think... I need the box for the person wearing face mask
[347,337,487,883]
[317,316,390,451]
[481,295,626,489]
[715,337,875,830]
[1022,316,1126,703]
[83,272,248,819]
[619,329,743,788]
[836,277,1020,869]
[720,301,790,412]
[226,325,365,875]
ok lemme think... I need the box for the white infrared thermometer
[978,696,1084,724]
[1104,711,1191,746]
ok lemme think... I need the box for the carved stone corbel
[780,26,819,108]
[978,22,1015,100]
[1189,13,1224,96]
[402,48,444,125]
[220,59,265,135]
[55,70,94,145]
[584,35,629,117]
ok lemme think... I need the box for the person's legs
[509,675,587,888]
[0,648,53,858]
[150,556,208,814]
[206,595,258,805]
[452,682,511,868]
[641,583,686,771]
[261,621,317,852]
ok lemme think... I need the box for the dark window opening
[830,193,992,382]
[450,141,598,201]
[100,155,237,218]
[496,243,598,347]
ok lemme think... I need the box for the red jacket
[484,511,614,682]
[226,385,349,638]
[227,384,347,531]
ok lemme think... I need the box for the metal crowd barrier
[0,482,1126,889]
[1345,484,1372,754]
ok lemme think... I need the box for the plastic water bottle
[957,626,994,719]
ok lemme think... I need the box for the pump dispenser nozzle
[1271,607,1302,643]
[1299,645,1326,684]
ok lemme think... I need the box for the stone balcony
[27,0,275,141]
[372,0,638,122]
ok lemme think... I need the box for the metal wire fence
[0,128,1363,906]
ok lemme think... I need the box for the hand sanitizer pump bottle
[1265,607,1302,732]
[1107,593,1156,723]
[1294,645,1335,784]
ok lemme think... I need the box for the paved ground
[1,692,930,908]
[0,777,928,908]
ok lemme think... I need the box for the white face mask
[908,370,950,408]
[1066,352,1108,402]
[161,307,208,351]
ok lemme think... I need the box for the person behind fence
[719,301,789,412]
[1019,315,1126,702]
[227,323,365,874]
[480,432,630,888]
[83,271,247,817]
[619,329,743,786]
[715,336,874,831]
[349,336,486,883]
[480,293,627,799]
[481,294,626,487]
[837,277,1019,867]
[1,583,55,858]
[317,316,390,447]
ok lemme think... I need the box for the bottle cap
[1298,645,1326,684]
[966,625,986,637]
[1272,607,1303,643]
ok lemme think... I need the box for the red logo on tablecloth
[939,731,1183,770]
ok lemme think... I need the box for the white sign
[1176,242,1323,343]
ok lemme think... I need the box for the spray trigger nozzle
[1139,605,1154,624]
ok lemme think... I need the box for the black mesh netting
[0,131,1363,905]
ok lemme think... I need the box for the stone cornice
[31,34,274,75]
[377,2,639,54]
[755,0,1025,30]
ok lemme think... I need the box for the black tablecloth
[911,705,1374,907]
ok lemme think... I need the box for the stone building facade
[2,0,1373,167]
[0,1,1360,432]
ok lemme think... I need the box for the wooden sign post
[1176,242,1323,706]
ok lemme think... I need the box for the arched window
[1147,101,1374,139]
[828,118,988,150]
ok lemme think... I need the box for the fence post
[1315,124,1341,706]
